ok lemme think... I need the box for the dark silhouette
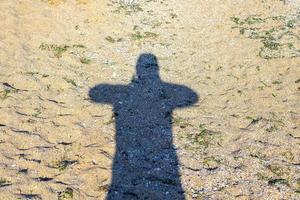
[89,53,198,200]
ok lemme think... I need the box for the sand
[0,0,299,199]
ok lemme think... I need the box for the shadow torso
[89,79,197,200]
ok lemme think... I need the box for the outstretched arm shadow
[164,83,198,109]
[89,84,127,105]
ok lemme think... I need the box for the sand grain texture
[0,0,299,199]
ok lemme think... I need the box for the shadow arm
[167,85,199,108]
[89,84,116,104]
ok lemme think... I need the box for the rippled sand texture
[0,0,299,199]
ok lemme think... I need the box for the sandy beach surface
[0,0,299,199]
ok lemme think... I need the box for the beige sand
[0,0,299,199]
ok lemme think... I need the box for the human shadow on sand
[89,53,198,200]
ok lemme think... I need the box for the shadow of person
[89,53,198,200]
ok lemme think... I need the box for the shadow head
[136,53,160,80]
